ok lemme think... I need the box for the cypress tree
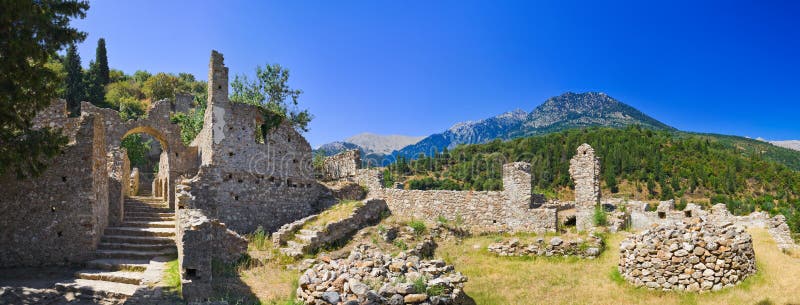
[95,38,109,86]
[64,44,84,116]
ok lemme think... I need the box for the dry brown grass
[436,228,800,305]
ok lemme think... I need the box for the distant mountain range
[317,92,797,163]
[317,133,423,156]
[770,140,800,152]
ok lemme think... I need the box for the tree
[94,38,109,85]
[142,72,179,102]
[231,64,313,132]
[64,44,84,115]
[0,0,89,178]
[85,38,110,106]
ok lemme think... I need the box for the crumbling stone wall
[488,234,604,259]
[619,220,756,292]
[0,100,109,267]
[107,147,130,225]
[321,149,361,181]
[569,144,601,231]
[178,51,324,234]
[359,162,557,233]
[176,208,247,302]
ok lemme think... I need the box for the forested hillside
[384,126,800,232]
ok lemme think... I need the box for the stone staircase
[56,196,176,299]
[279,228,318,257]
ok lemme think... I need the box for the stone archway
[82,101,199,225]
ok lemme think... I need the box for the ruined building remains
[321,149,361,181]
[569,143,601,231]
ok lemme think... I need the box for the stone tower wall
[569,143,600,231]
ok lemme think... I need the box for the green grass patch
[164,258,182,296]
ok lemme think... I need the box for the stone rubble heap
[297,244,468,305]
[487,234,604,259]
[619,219,756,292]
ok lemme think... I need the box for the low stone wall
[322,180,367,201]
[768,215,798,251]
[488,235,604,259]
[297,244,468,305]
[619,220,756,292]
[0,105,109,267]
[297,199,388,253]
[321,149,361,181]
[375,188,557,233]
[176,208,247,302]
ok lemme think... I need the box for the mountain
[771,140,800,152]
[316,133,423,157]
[395,92,674,159]
[345,133,424,155]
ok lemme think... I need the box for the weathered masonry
[569,143,601,231]
[355,160,558,233]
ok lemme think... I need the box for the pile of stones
[297,244,468,305]
[618,219,756,292]
[487,234,603,259]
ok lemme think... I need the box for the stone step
[124,216,175,222]
[298,229,317,235]
[86,258,150,272]
[75,269,143,285]
[102,235,174,245]
[126,206,170,212]
[295,233,316,242]
[121,221,175,228]
[279,247,303,258]
[286,240,307,250]
[98,242,176,252]
[55,278,139,298]
[125,212,174,218]
[104,227,175,237]
[96,249,176,260]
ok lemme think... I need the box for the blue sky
[72,0,800,147]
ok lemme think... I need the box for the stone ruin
[0,50,331,302]
[569,143,601,231]
[296,244,468,305]
[487,234,604,259]
[619,219,756,292]
[321,149,361,181]
[352,160,558,233]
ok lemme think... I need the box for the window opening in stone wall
[685,210,692,217]
[658,212,666,219]
[255,122,268,144]
[186,268,198,279]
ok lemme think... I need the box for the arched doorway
[120,126,171,203]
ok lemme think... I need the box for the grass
[435,228,800,305]
[302,200,363,230]
[163,257,182,296]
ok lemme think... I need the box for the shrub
[436,215,448,224]
[593,205,608,226]
[409,220,426,235]
[250,226,269,251]
[393,240,408,250]
[412,276,427,294]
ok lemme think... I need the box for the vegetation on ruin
[302,200,364,231]
[388,126,800,232]
[0,0,88,179]
[231,63,313,132]
[163,257,182,296]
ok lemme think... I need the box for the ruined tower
[569,143,600,231]
[195,50,230,166]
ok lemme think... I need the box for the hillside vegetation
[385,126,800,232]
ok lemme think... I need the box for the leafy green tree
[142,72,179,102]
[105,80,144,108]
[64,44,84,115]
[231,64,313,132]
[120,134,152,169]
[132,70,152,84]
[0,0,89,178]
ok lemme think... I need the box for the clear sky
[72,0,800,147]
